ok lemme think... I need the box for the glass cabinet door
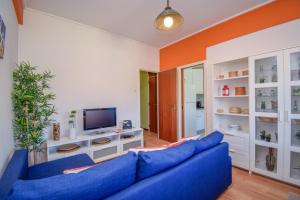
[250,51,284,179]
[255,87,278,113]
[290,51,300,81]
[255,56,278,84]
[284,47,300,185]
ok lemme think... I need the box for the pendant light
[154,0,184,31]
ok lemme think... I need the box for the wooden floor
[144,131,300,200]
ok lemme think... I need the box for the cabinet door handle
[284,110,289,123]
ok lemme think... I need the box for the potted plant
[69,110,77,139]
[266,134,272,142]
[12,62,55,164]
[260,130,266,140]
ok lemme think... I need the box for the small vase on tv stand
[68,110,77,140]
[69,127,76,140]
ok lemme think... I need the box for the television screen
[83,108,116,131]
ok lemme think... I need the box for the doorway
[140,71,158,134]
[181,64,205,138]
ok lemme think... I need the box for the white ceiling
[25,0,271,48]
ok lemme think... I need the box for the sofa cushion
[137,141,195,181]
[8,152,138,200]
[27,153,95,180]
[192,131,224,154]
[0,150,28,199]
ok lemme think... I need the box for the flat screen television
[83,108,116,131]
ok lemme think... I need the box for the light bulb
[163,16,174,28]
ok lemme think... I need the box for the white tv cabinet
[46,128,144,162]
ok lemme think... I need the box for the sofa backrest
[0,149,28,199]
[7,152,138,200]
[105,143,232,200]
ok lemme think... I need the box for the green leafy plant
[68,110,77,128]
[12,62,56,159]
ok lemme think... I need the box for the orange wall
[160,0,300,71]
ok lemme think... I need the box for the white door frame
[138,69,159,138]
[177,60,207,140]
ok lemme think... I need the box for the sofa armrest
[0,149,28,199]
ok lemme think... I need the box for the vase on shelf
[68,110,77,140]
[52,122,60,141]
[266,147,276,171]
[69,127,76,140]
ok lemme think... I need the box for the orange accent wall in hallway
[160,0,300,71]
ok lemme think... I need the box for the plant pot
[29,150,39,166]
[266,137,271,142]
[69,128,76,140]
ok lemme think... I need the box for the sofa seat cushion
[192,131,224,154]
[8,152,138,200]
[137,141,195,181]
[27,153,95,180]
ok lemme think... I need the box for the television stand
[46,128,144,162]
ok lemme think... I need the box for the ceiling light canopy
[154,0,184,31]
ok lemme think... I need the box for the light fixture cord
[167,0,170,8]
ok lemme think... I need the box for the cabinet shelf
[48,146,90,161]
[290,146,300,153]
[215,112,249,117]
[255,140,278,148]
[214,95,248,98]
[214,75,248,81]
[290,80,300,86]
[222,130,249,136]
[254,82,279,88]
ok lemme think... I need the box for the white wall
[0,1,19,175]
[18,9,159,138]
[206,19,300,131]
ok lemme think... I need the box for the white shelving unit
[47,128,144,162]
[212,58,250,170]
[249,46,300,186]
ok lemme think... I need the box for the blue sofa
[0,131,232,200]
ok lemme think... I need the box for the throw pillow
[192,131,224,154]
[136,141,195,181]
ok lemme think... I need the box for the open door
[149,72,158,133]
[181,65,205,138]
[159,69,177,142]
